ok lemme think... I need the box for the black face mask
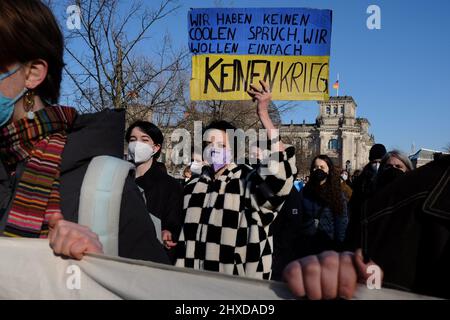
[377,167,405,188]
[311,169,328,184]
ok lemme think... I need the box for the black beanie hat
[369,144,387,161]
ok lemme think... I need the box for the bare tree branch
[62,0,185,124]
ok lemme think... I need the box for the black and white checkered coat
[175,146,296,280]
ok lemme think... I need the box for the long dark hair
[305,155,344,216]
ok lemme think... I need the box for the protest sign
[188,8,332,100]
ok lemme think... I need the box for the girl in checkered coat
[175,81,297,280]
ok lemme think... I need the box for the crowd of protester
[0,0,449,300]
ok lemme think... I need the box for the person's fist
[161,229,177,250]
[283,250,382,300]
[48,212,103,260]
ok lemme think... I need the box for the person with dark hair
[126,121,184,263]
[340,169,353,201]
[346,143,387,249]
[283,155,450,300]
[297,155,348,256]
[126,121,164,161]
[175,80,297,280]
[351,169,361,183]
[0,1,63,105]
[270,155,348,280]
[354,143,387,195]
[0,0,168,264]
[356,143,387,195]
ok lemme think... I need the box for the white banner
[0,238,437,300]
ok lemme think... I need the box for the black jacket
[346,163,378,249]
[361,156,450,298]
[135,160,184,240]
[271,186,302,281]
[271,185,348,281]
[0,109,169,264]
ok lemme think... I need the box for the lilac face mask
[210,147,232,172]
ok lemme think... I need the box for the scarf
[0,106,77,238]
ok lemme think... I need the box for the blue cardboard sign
[188,7,332,56]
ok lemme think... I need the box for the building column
[355,137,363,170]
[319,131,327,154]
[341,132,353,170]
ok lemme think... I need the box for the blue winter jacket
[299,189,349,243]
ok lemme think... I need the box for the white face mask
[128,141,155,164]
[341,173,348,181]
[190,160,204,175]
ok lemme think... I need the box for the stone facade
[409,148,450,168]
[280,96,374,175]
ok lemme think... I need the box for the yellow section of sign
[190,54,329,101]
